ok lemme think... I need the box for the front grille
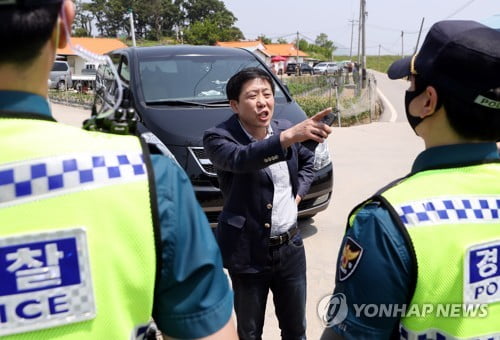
[188,147,216,175]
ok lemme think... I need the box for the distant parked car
[313,62,339,75]
[49,61,73,91]
[339,60,354,72]
[314,62,340,75]
[286,62,314,76]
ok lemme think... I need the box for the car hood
[138,101,306,147]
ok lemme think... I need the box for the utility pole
[401,30,404,57]
[348,19,358,59]
[296,31,300,63]
[357,0,362,65]
[378,44,381,69]
[360,0,367,88]
[296,31,300,75]
[129,9,136,47]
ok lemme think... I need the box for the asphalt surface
[50,74,425,339]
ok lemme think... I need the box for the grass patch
[48,90,94,109]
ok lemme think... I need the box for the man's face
[230,77,275,137]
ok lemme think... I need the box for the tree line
[73,0,336,60]
[73,0,244,45]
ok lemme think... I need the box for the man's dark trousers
[229,233,307,340]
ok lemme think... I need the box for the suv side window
[119,56,130,83]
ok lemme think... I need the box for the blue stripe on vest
[0,153,146,206]
[395,197,500,227]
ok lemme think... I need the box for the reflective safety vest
[378,161,500,339]
[0,116,158,339]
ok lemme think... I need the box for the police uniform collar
[412,143,500,173]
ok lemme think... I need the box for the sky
[221,0,500,56]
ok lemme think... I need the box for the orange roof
[216,40,264,48]
[264,44,308,57]
[57,37,127,56]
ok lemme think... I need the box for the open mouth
[257,110,270,120]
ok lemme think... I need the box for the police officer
[0,1,236,339]
[321,20,500,339]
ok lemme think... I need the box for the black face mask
[404,89,425,134]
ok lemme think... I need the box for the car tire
[57,81,66,91]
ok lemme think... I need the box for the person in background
[0,0,237,339]
[321,20,500,339]
[203,67,332,340]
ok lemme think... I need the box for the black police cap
[388,20,500,110]
[0,0,63,7]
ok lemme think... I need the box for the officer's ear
[420,85,440,119]
[57,0,76,49]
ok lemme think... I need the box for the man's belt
[269,226,299,247]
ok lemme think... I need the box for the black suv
[286,62,314,76]
[91,46,333,226]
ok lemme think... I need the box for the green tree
[83,0,244,43]
[314,33,335,59]
[276,37,288,44]
[181,1,244,44]
[181,0,232,24]
[183,15,243,45]
[73,0,93,37]
[298,38,309,52]
[315,33,332,49]
[257,34,272,44]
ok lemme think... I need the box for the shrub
[295,96,335,117]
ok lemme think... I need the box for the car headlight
[141,132,180,167]
[313,141,331,170]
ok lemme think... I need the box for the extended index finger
[310,107,333,121]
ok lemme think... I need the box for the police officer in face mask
[321,20,500,339]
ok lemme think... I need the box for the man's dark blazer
[203,114,315,273]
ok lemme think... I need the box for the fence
[282,69,380,127]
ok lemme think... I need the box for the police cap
[0,0,63,7]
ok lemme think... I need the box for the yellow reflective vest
[379,161,500,339]
[0,117,158,339]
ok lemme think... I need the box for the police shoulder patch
[338,236,363,281]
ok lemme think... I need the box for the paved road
[50,102,91,126]
[50,75,425,339]
[372,70,408,123]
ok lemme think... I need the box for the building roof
[215,41,308,58]
[57,37,128,56]
[264,44,308,57]
[215,40,271,57]
[216,40,264,48]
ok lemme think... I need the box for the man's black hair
[226,67,275,101]
[0,3,60,64]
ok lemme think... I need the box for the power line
[445,0,478,19]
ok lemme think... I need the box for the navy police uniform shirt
[330,142,500,339]
[0,91,233,339]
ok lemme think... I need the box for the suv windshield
[139,54,285,103]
